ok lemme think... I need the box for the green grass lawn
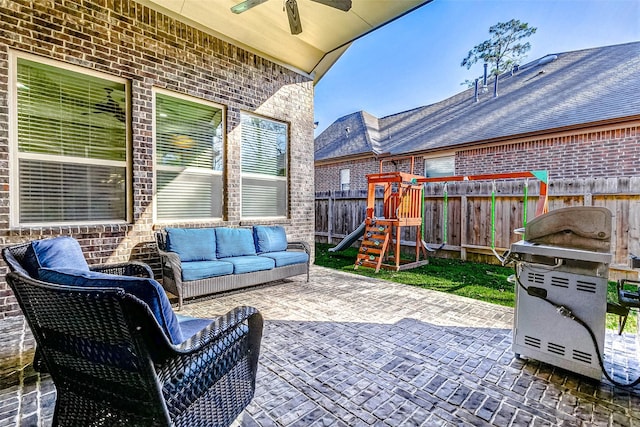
[314,242,637,332]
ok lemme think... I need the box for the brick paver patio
[0,266,639,426]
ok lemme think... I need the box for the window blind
[240,114,288,218]
[15,57,128,224]
[155,93,224,221]
[19,160,126,223]
[156,171,223,220]
[340,168,350,191]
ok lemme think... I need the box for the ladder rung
[360,248,382,254]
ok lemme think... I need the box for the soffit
[142,0,431,82]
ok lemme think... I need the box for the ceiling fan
[84,88,126,123]
[231,0,352,35]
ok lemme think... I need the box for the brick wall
[456,125,640,177]
[315,158,420,192]
[0,0,315,318]
[315,123,639,192]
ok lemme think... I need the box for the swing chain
[490,180,506,263]
[523,179,529,238]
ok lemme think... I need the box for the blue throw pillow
[23,237,90,279]
[253,225,288,253]
[38,268,184,345]
[215,228,257,258]
[166,228,217,262]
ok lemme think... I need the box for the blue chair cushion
[38,268,184,345]
[253,225,288,253]
[23,237,90,279]
[176,314,214,340]
[181,260,234,282]
[215,228,256,258]
[259,251,309,267]
[222,256,275,274]
[166,228,217,262]
[177,324,249,393]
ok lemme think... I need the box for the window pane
[155,93,224,221]
[241,115,287,176]
[19,160,126,223]
[157,171,223,220]
[17,58,127,161]
[240,114,288,218]
[156,94,223,170]
[241,176,287,217]
[424,156,455,178]
[340,168,350,190]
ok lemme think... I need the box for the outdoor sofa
[155,225,310,309]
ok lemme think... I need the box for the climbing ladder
[355,219,392,273]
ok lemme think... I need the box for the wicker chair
[3,240,155,372]
[6,270,263,427]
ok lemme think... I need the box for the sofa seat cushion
[215,228,256,258]
[38,268,184,345]
[253,225,288,253]
[259,251,309,267]
[223,256,275,274]
[166,228,217,262]
[23,237,90,279]
[176,314,213,340]
[181,260,234,282]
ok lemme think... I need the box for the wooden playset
[355,171,430,272]
[354,158,549,272]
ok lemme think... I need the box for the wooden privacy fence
[315,177,640,277]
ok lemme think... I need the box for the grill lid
[525,206,612,253]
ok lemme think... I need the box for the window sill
[240,218,290,226]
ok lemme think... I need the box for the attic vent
[537,55,558,66]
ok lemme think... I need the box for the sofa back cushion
[215,228,257,258]
[23,237,90,279]
[38,268,184,345]
[166,228,217,262]
[253,225,288,253]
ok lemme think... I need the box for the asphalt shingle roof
[315,42,640,162]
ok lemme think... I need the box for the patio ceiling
[140,0,432,82]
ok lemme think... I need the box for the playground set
[332,158,549,273]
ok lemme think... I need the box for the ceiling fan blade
[310,0,352,11]
[231,0,269,14]
[285,0,302,35]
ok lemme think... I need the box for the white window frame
[9,50,131,227]
[423,154,455,178]
[340,168,350,191]
[152,88,225,223]
[240,113,289,220]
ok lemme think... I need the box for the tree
[461,19,537,80]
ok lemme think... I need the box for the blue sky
[313,0,640,136]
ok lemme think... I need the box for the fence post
[461,195,468,261]
[328,191,334,245]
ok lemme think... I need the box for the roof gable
[315,111,380,160]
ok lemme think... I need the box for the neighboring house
[0,0,429,318]
[315,42,640,192]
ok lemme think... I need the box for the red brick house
[315,42,640,192]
